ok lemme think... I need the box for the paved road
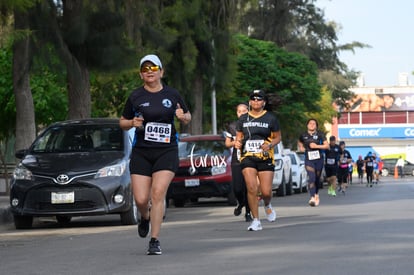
[0,177,413,275]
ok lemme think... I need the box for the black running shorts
[129,146,179,176]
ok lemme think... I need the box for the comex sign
[405,128,414,136]
[339,127,414,138]
[349,128,381,137]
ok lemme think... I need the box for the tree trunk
[13,8,36,152]
[191,75,204,135]
[46,0,91,119]
[66,63,91,119]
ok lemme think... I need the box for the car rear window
[289,154,298,165]
[178,140,230,159]
[32,125,123,153]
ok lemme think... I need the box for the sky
[316,0,414,87]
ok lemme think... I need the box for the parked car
[9,118,138,229]
[168,135,235,207]
[381,158,414,176]
[272,142,292,196]
[286,150,307,193]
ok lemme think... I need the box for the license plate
[185,179,200,187]
[51,192,75,204]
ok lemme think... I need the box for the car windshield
[31,124,123,153]
[289,154,298,165]
[178,140,230,159]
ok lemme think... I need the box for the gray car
[9,118,138,229]
[381,158,414,176]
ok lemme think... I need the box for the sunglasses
[140,65,160,73]
[250,96,264,101]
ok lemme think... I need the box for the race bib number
[245,139,264,153]
[367,162,373,167]
[144,122,172,143]
[326,158,335,165]
[308,150,320,160]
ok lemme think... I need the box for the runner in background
[225,103,252,222]
[324,136,341,197]
[298,119,329,206]
[356,155,365,184]
[348,160,354,185]
[337,141,352,194]
[364,152,375,187]
[372,153,380,184]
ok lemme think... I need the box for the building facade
[333,76,414,163]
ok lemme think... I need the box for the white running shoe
[264,204,276,222]
[247,219,263,231]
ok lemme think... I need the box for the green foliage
[2,0,362,141]
[0,46,14,139]
[238,0,370,109]
[304,86,339,146]
[30,68,68,125]
[0,0,35,12]
[90,69,142,118]
[221,34,323,145]
[0,43,67,136]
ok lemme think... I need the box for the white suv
[285,150,307,193]
[272,142,292,196]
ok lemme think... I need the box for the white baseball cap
[139,54,163,69]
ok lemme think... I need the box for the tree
[31,0,135,119]
[238,0,369,109]
[123,0,237,134]
[223,35,327,145]
[13,4,36,152]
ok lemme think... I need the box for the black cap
[329,136,336,141]
[339,141,345,145]
[249,89,266,99]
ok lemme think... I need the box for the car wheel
[120,196,139,225]
[301,180,308,193]
[13,215,33,229]
[276,176,286,197]
[381,168,389,177]
[174,199,185,207]
[294,176,302,194]
[56,215,72,226]
[286,173,293,196]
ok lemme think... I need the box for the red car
[168,135,236,207]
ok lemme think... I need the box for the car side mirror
[15,149,28,159]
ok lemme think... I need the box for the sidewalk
[0,195,12,224]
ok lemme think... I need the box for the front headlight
[274,159,283,170]
[13,164,33,180]
[211,166,226,176]
[95,160,127,178]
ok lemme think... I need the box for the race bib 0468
[144,122,172,143]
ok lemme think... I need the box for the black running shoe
[233,205,242,216]
[138,218,150,238]
[147,239,162,255]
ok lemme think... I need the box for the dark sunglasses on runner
[250,96,264,101]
